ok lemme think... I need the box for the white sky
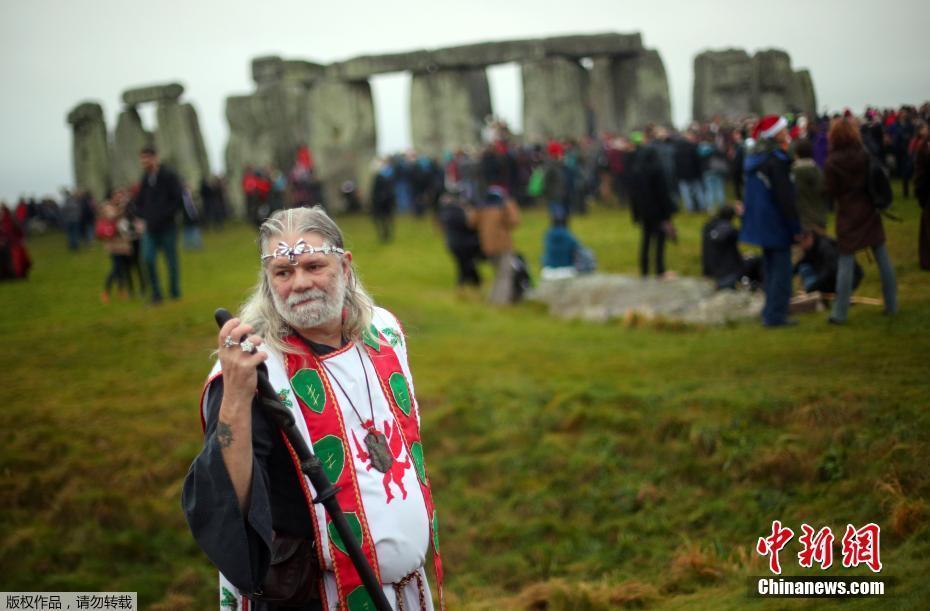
[1,0,928,201]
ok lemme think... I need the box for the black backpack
[866,153,893,211]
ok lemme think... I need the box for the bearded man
[183,207,443,611]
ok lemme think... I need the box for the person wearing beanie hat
[740,114,802,327]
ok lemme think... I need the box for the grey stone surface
[616,49,672,131]
[155,101,210,193]
[111,108,151,189]
[253,56,327,87]
[541,32,642,58]
[121,83,184,106]
[692,49,754,121]
[225,95,276,216]
[410,68,491,157]
[67,101,110,202]
[693,48,817,121]
[327,51,434,81]
[307,79,376,211]
[752,49,795,116]
[326,33,643,79]
[792,69,817,116]
[589,57,622,134]
[522,57,589,142]
[252,56,285,86]
[256,82,313,170]
[591,49,672,134]
[528,274,763,325]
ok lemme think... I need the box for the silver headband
[260,238,345,265]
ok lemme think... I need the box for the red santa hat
[752,115,788,140]
[547,139,565,159]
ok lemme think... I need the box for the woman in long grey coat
[823,118,897,323]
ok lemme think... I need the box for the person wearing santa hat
[739,115,802,327]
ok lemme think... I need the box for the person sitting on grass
[540,215,595,280]
[795,231,863,295]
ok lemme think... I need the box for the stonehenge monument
[67,34,818,216]
[224,32,671,213]
[693,48,817,122]
[66,82,210,203]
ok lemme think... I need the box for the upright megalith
[225,95,275,216]
[692,49,754,121]
[752,49,796,116]
[522,57,590,142]
[693,48,816,121]
[66,102,110,202]
[307,79,377,209]
[793,69,817,117]
[613,49,672,131]
[111,108,150,189]
[155,100,210,192]
[410,68,492,157]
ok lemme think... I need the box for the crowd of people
[5,102,929,320]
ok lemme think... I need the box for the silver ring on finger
[223,336,238,349]
[240,339,256,354]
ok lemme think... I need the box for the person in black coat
[701,205,745,289]
[795,232,862,294]
[370,162,396,243]
[437,191,482,289]
[629,129,676,277]
[131,144,184,303]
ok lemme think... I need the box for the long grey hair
[238,206,375,354]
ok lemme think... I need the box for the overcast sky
[2,0,928,202]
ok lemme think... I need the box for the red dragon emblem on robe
[351,419,411,503]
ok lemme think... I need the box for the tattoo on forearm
[217,421,234,449]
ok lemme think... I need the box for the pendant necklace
[321,345,395,473]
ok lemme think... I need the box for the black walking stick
[215,308,392,611]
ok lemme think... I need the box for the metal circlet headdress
[260,238,345,265]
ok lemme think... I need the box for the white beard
[273,271,347,331]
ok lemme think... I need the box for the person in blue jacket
[740,115,802,327]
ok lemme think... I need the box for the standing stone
[111,107,150,189]
[752,49,795,116]
[307,79,376,211]
[693,48,816,120]
[613,49,672,131]
[589,57,623,134]
[791,69,817,116]
[410,67,491,157]
[250,56,323,172]
[225,95,275,217]
[522,57,589,142]
[692,49,755,121]
[66,102,110,202]
[155,101,210,194]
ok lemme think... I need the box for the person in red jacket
[0,204,31,280]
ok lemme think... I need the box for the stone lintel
[323,32,643,79]
[121,83,184,106]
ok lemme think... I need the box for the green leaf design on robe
[290,368,326,413]
[410,441,427,485]
[346,585,376,611]
[313,435,345,485]
[327,512,363,556]
[389,373,412,416]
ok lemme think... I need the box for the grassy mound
[1,196,928,609]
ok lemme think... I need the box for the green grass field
[1,195,928,610]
